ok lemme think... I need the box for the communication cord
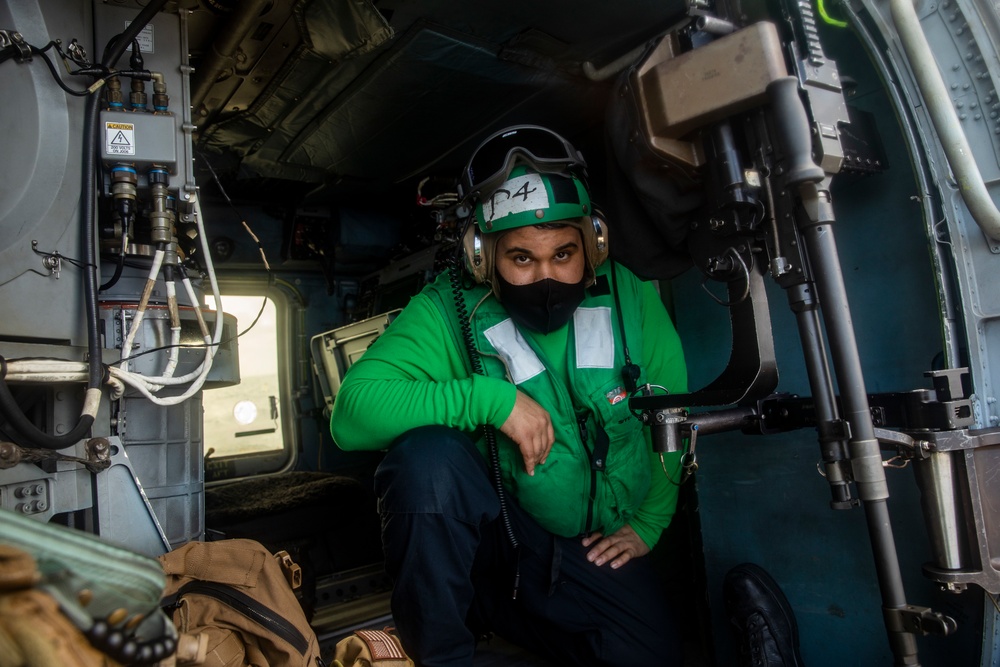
[448,256,521,598]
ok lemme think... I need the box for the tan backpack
[159,539,323,667]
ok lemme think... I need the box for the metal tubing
[913,452,967,569]
[798,185,886,494]
[787,283,837,425]
[581,43,648,81]
[798,181,918,665]
[866,499,921,665]
[695,15,736,35]
[889,0,1000,240]
[787,282,853,502]
[684,407,757,435]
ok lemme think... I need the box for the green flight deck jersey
[330,261,687,548]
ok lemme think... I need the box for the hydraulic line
[0,356,98,449]
[127,197,221,405]
[180,269,211,340]
[890,0,1000,241]
[110,195,223,406]
[100,231,128,291]
[4,360,126,400]
[120,247,166,367]
[161,265,182,380]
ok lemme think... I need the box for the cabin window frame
[202,277,304,481]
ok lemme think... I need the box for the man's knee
[375,426,497,519]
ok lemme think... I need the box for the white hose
[890,0,1000,240]
[10,196,226,408]
[5,361,126,400]
[119,194,224,406]
[161,280,181,379]
[120,248,165,366]
[10,198,225,410]
[102,194,225,404]
[181,274,211,339]
[193,193,226,348]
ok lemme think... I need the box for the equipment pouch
[331,628,413,667]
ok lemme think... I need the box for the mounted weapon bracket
[617,10,975,663]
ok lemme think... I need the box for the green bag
[0,507,176,664]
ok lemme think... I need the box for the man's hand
[582,524,649,569]
[499,390,554,476]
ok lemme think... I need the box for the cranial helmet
[459,125,609,285]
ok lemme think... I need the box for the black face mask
[494,273,588,334]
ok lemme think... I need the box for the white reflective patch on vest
[484,319,545,385]
[481,173,550,224]
[574,307,615,368]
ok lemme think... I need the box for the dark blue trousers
[374,426,682,667]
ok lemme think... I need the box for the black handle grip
[767,76,826,185]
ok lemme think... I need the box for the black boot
[724,563,805,667]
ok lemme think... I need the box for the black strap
[610,261,641,393]
[174,581,309,655]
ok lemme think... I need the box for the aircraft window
[203,295,285,458]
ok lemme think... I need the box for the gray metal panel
[0,0,206,554]
[118,397,205,549]
[0,0,89,345]
[864,0,1000,426]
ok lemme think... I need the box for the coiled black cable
[0,356,96,449]
[448,247,521,597]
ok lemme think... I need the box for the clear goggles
[459,125,587,201]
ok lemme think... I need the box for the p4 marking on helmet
[462,166,608,286]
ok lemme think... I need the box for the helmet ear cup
[462,221,490,283]
[585,214,609,271]
[463,214,607,285]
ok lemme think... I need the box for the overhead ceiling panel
[277,24,597,182]
[193,0,689,197]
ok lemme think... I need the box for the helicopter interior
[2,0,1000,664]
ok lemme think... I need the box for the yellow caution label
[106,122,136,155]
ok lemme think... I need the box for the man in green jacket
[331,125,687,666]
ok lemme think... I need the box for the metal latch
[885,604,957,637]
[0,30,31,62]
